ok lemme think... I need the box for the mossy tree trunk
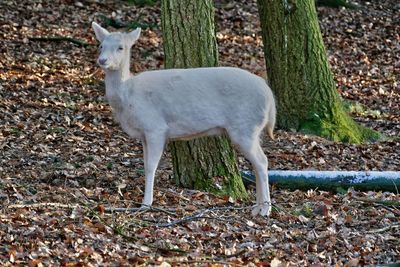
[257,0,378,143]
[161,0,248,199]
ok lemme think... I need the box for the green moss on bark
[300,101,380,144]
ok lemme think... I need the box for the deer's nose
[99,58,107,65]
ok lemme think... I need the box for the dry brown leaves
[0,0,399,266]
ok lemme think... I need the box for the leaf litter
[0,0,399,265]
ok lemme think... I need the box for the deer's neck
[104,55,132,112]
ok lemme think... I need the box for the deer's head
[92,22,141,71]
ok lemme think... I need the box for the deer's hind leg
[227,127,271,216]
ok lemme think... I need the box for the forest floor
[0,0,399,266]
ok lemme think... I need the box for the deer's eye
[99,45,103,50]
[118,46,123,51]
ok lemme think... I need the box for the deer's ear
[127,28,141,45]
[92,22,109,42]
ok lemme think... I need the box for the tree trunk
[257,0,378,143]
[161,0,248,199]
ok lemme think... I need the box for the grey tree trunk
[161,0,248,199]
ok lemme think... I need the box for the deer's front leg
[141,134,166,207]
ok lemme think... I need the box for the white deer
[92,22,276,216]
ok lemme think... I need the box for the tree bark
[257,0,378,143]
[161,0,248,199]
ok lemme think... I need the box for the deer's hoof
[252,203,271,217]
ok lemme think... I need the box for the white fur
[92,22,276,216]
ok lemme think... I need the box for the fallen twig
[169,259,244,266]
[105,203,177,216]
[353,197,400,216]
[75,202,188,255]
[153,204,261,227]
[365,223,400,234]
[155,214,212,227]
[28,36,94,47]
[7,202,78,210]
[353,197,400,207]
[377,204,400,216]
[157,188,191,201]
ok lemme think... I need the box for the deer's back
[121,67,273,137]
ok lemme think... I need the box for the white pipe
[241,170,400,192]
[268,170,400,183]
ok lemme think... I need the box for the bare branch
[28,36,94,47]
[7,202,78,210]
[366,224,400,234]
